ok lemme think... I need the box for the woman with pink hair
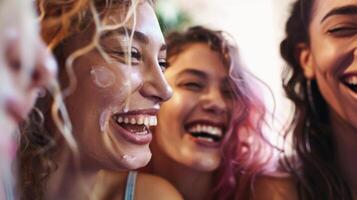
[144,26,274,200]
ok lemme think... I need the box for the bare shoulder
[135,173,183,200]
[250,174,298,200]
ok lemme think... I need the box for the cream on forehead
[90,66,116,88]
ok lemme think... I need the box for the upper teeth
[188,124,223,136]
[345,76,357,85]
[117,116,157,126]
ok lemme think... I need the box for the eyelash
[158,58,168,72]
[109,47,141,65]
[327,26,357,37]
[180,82,204,91]
[108,47,168,73]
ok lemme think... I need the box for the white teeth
[130,118,136,124]
[149,116,157,126]
[137,117,144,125]
[188,124,223,136]
[117,115,158,127]
[345,76,357,85]
[144,117,149,126]
[197,136,214,142]
[136,130,148,135]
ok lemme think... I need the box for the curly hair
[19,0,152,199]
[280,0,353,199]
[163,26,273,200]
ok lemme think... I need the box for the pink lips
[190,135,222,148]
[185,119,226,148]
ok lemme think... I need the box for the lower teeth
[197,136,214,142]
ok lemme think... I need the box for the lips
[185,120,226,147]
[110,109,158,145]
[341,74,357,93]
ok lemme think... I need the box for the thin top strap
[124,171,138,200]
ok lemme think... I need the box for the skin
[149,43,234,200]
[46,2,173,199]
[0,0,57,140]
[0,0,57,198]
[298,0,357,198]
[255,0,357,199]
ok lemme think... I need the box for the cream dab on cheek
[90,66,116,88]
[121,154,137,163]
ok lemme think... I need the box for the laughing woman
[278,0,357,199]
[144,26,275,200]
[19,0,183,199]
[254,0,357,199]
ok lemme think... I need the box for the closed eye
[327,26,357,37]
[180,82,204,91]
[107,47,142,65]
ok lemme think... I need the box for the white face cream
[90,66,116,88]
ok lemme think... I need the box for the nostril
[30,53,58,88]
[31,69,41,84]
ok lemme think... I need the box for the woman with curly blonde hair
[19,0,182,199]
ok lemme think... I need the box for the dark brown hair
[280,0,353,199]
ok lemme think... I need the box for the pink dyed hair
[165,26,275,199]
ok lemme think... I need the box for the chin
[118,148,152,170]
[189,157,221,172]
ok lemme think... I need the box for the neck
[148,147,214,200]
[45,144,99,200]
[330,110,357,198]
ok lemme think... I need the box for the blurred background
[156,0,295,145]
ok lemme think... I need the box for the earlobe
[296,43,315,80]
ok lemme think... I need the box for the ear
[296,43,315,80]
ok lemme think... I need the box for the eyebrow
[321,5,357,23]
[177,68,207,79]
[101,27,167,51]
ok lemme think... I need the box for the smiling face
[298,0,357,131]
[62,2,172,171]
[0,0,56,142]
[152,43,233,171]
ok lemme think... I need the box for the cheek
[161,90,193,123]
[90,66,116,88]
[312,37,352,75]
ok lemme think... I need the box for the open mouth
[115,115,157,134]
[114,114,157,135]
[341,75,357,93]
[111,110,158,145]
[185,122,225,144]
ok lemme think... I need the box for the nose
[30,43,57,89]
[201,87,227,115]
[139,64,173,104]
[6,36,57,90]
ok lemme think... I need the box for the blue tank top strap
[124,171,138,200]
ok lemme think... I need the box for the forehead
[169,43,228,78]
[312,0,357,21]
[104,2,164,45]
